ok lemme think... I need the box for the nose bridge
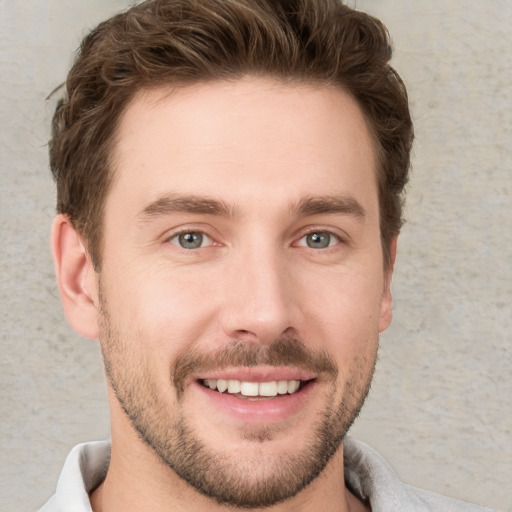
[220,235,295,343]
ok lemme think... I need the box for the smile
[201,379,308,398]
[193,373,318,422]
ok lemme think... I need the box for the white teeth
[288,380,300,394]
[240,382,259,396]
[277,380,289,394]
[203,379,302,397]
[259,381,278,397]
[227,379,241,393]
[216,379,228,393]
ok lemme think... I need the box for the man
[39,0,497,511]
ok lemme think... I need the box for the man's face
[96,77,393,508]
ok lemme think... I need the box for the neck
[89,435,368,512]
[91,396,369,512]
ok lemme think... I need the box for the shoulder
[36,495,58,512]
[343,437,499,512]
[35,440,111,512]
[411,486,498,512]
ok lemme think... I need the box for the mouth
[200,378,313,400]
[190,368,319,423]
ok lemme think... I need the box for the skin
[52,77,395,512]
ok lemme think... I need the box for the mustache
[172,337,338,396]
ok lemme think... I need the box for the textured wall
[1,1,510,511]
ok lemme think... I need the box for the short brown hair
[50,0,413,270]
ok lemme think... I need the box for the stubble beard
[98,296,377,509]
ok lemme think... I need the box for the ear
[378,236,398,333]
[51,214,99,339]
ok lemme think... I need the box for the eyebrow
[293,195,367,220]
[137,194,239,222]
[137,193,366,223]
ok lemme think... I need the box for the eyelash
[166,227,344,252]
[167,229,215,250]
[295,230,342,250]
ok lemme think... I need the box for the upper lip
[192,366,318,383]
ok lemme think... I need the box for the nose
[219,243,299,345]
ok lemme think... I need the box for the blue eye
[300,231,338,249]
[170,231,211,249]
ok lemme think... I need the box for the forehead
[109,77,378,215]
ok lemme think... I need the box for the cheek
[103,264,223,354]
[303,269,383,355]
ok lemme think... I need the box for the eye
[298,231,339,249]
[169,231,212,249]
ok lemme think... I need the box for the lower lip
[192,380,316,423]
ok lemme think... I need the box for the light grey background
[1,1,510,511]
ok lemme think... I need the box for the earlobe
[51,214,99,339]
[378,236,398,333]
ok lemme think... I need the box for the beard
[98,292,377,509]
